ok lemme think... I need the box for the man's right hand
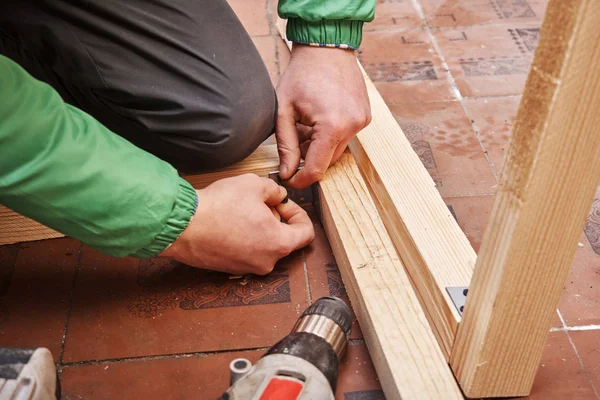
[159,174,315,275]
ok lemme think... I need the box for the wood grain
[0,144,280,245]
[320,153,463,400]
[451,0,600,396]
[276,17,475,359]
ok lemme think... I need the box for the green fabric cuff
[286,18,364,50]
[130,178,197,259]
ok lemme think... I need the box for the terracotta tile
[0,238,80,361]
[569,330,600,395]
[359,30,456,103]
[422,0,546,27]
[389,101,497,196]
[63,247,309,362]
[559,193,600,327]
[0,244,19,297]
[464,96,521,174]
[444,195,494,252]
[527,331,596,399]
[228,0,270,37]
[336,343,382,399]
[252,35,279,85]
[365,0,422,32]
[60,349,263,399]
[305,224,363,339]
[434,23,541,97]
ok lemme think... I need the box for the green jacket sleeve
[0,55,197,258]
[278,0,375,49]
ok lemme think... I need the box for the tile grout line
[301,249,313,305]
[363,20,543,35]
[408,0,500,181]
[57,242,84,367]
[58,346,272,371]
[557,309,600,399]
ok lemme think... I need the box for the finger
[271,206,281,220]
[259,178,288,206]
[331,138,351,166]
[276,110,302,180]
[286,131,337,189]
[300,140,311,160]
[296,123,313,143]
[276,201,315,251]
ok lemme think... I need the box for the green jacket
[0,1,375,259]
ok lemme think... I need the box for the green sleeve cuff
[286,18,365,50]
[130,178,197,259]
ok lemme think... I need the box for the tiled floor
[1,0,599,399]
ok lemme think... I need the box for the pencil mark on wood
[127,258,291,318]
[460,57,530,76]
[363,62,437,82]
[584,198,600,255]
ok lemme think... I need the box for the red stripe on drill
[259,377,303,400]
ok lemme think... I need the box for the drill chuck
[222,297,352,400]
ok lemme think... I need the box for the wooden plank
[320,153,463,400]
[0,144,279,245]
[276,18,475,359]
[450,0,600,396]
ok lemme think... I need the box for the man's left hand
[275,44,372,189]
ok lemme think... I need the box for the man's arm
[276,0,375,188]
[0,55,196,258]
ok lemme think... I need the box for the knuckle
[306,167,325,181]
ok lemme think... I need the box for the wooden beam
[320,153,463,400]
[276,18,475,359]
[0,144,279,245]
[451,0,600,396]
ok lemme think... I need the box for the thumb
[276,201,315,251]
[275,111,301,180]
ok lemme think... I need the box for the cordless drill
[219,296,352,400]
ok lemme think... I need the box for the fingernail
[282,196,289,204]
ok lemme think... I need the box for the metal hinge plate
[446,286,469,316]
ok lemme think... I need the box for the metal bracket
[446,286,469,316]
[268,166,315,206]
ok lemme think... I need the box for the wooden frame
[3,1,599,397]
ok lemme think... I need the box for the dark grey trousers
[0,1,277,173]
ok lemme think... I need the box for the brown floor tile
[0,238,80,361]
[569,330,600,395]
[421,0,546,27]
[389,101,497,196]
[336,343,382,399]
[434,23,540,97]
[62,247,309,362]
[527,331,597,399]
[359,30,456,103]
[305,224,363,339]
[252,35,279,85]
[277,36,291,76]
[228,0,270,37]
[559,193,600,327]
[60,349,263,400]
[365,0,422,32]
[464,95,520,174]
[444,195,494,252]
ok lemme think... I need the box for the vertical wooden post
[450,0,600,397]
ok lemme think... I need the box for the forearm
[0,55,196,258]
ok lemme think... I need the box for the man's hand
[160,174,315,275]
[276,44,372,189]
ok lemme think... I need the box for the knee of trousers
[166,82,278,174]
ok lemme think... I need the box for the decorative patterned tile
[389,101,497,196]
[305,224,363,339]
[228,0,270,36]
[528,331,597,399]
[444,195,495,252]
[0,239,80,361]
[421,0,546,27]
[434,23,541,97]
[464,95,521,174]
[365,0,423,32]
[359,30,456,103]
[559,191,600,327]
[62,247,309,362]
